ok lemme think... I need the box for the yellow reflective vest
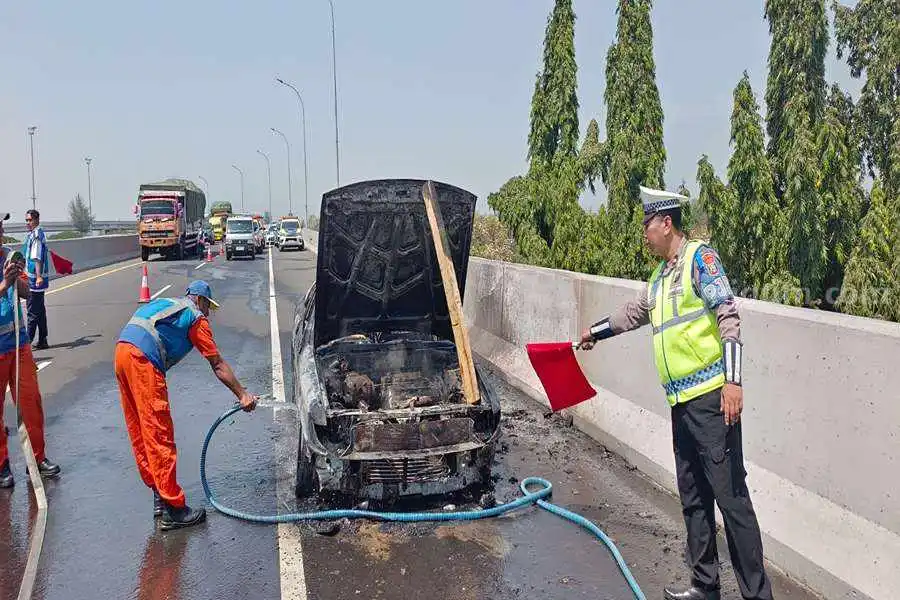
[648,239,725,406]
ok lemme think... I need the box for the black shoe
[664,585,721,600]
[159,503,206,531]
[33,340,49,350]
[0,461,13,489]
[37,458,61,477]
[153,490,165,518]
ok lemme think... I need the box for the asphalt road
[0,241,820,600]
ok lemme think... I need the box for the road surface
[0,243,819,600]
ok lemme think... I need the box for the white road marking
[194,260,207,270]
[36,361,51,372]
[150,284,172,300]
[269,246,308,600]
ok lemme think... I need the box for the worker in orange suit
[0,213,61,489]
[115,280,257,530]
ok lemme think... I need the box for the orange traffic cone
[138,263,152,303]
[206,244,213,262]
[218,242,224,256]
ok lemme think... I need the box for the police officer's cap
[640,185,688,225]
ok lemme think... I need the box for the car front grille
[361,456,449,485]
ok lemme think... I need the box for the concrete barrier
[303,224,897,597]
[44,234,140,278]
[463,257,900,600]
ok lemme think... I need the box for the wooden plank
[421,181,480,405]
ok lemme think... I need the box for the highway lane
[0,244,820,600]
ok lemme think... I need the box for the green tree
[696,156,740,277]
[726,72,786,294]
[836,183,899,321]
[764,0,828,193]
[68,193,94,234]
[600,0,666,280]
[833,0,900,194]
[527,0,579,171]
[816,85,865,306]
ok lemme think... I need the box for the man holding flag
[577,187,772,600]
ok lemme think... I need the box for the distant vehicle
[209,201,233,241]
[291,179,500,502]
[224,215,264,260]
[135,179,206,261]
[277,217,304,251]
[265,227,279,247]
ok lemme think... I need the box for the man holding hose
[115,280,257,530]
[0,212,61,489]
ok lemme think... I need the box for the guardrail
[5,220,136,235]
[44,234,140,278]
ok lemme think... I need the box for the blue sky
[0,1,860,223]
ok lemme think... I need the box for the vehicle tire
[176,242,184,261]
[226,252,232,261]
[141,247,150,262]
[250,250,256,260]
[296,436,318,498]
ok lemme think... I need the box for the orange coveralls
[114,318,219,508]
[0,344,46,467]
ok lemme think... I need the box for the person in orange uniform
[0,212,61,489]
[115,280,257,530]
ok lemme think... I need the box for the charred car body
[291,179,501,501]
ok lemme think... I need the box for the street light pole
[275,78,309,228]
[27,126,37,208]
[84,157,93,215]
[257,150,272,221]
[198,175,209,198]
[271,128,293,215]
[231,164,244,210]
[327,0,340,186]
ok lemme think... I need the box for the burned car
[291,179,501,501]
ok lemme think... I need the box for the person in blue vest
[578,187,772,600]
[115,280,257,530]
[23,209,50,350]
[0,212,61,489]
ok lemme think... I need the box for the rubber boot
[153,489,165,518]
[0,460,13,489]
[159,502,206,531]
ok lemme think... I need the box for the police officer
[115,280,257,530]
[578,187,773,600]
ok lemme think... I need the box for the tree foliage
[833,0,900,193]
[68,193,94,234]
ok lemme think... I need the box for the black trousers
[27,290,48,344]
[672,388,773,599]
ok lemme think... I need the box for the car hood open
[313,179,476,348]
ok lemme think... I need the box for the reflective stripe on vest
[648,240,724,406]
[123,299,201,371]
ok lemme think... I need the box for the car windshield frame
[140,200,175,216]
[281,221,299,233]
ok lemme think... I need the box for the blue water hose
[201,405,646,600]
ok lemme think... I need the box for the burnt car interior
[293,179,501,501]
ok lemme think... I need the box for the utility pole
[232,164,244,210]
[275,78,310,229]
[84,157,93,215]
[257,150,272,221]
[271,128,293,215]
[28,126,37,208]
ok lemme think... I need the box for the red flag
[49,250,74,275]
[526,342,597,412]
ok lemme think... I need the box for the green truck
[136,178,207,261]
[209,201,233,241]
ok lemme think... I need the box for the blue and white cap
[186,280,220,309]
[640,185,688,225]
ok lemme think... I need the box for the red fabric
[526,342,597,412]
[50,250,73,275]
[114,342,186,508]
[0,345,46,465]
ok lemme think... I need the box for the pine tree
[600,0,666,280]
[836,183,899,321]
[816,85,865,306]
[527,0,579,171]
[834,0,900,194]
[726,72,785,294]
[764,0,828,192]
